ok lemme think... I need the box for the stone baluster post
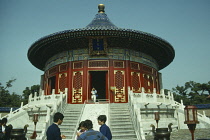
[28,93,33,103]
[171,91,175,105]
[40,90,45,101]
[153,88,157,103]
[167,91,171,104]
[52,89,55,99]
[34,92,37,97]
[20,102,23,108]
[160,89,165,103]
[60,92,63,109]
[9,108,13,118]
[65,88,68,103]
[203,111,206,118]
[180,99,184,109]
[142,87,146,103]
[42,90,45,96]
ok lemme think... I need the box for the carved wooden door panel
[72,71,83,103]
[114,70,126,102]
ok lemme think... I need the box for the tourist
[76,121,86,139]
[0,118,12,140]
[77,120,108,140]
[91,88,97,102]
[98,115,112,140]
[0,119,4,139]
[46,112,66,140]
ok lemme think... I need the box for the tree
[171,81,210,105]
[0,79,22,107]
[22,85,40,104]
[0,79,40,107]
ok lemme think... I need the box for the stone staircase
[59,104,84,140]
[110,103,138,140]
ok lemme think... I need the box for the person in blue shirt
[98,115,112,140]
[46,112,66,140]
[77,120,107,140]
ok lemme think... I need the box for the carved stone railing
[38,88,68,140]
[128,86,210,138]
[1,88,68,140]
[128,87,144,140]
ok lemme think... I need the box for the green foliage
[0,79,22,107]
[22,85,40,104]
[171,81,210,105]
[0,79,40,107]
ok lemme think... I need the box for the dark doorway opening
[49,76,56,94]
[89,71,107,99]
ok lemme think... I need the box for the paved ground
[145,129,210,140]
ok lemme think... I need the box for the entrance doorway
[89,71,107,100]
[48,76,56,94]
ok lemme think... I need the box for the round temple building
[28,4,175,104]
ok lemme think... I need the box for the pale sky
[0,0,210,95]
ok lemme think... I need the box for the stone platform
[145,128,210,140]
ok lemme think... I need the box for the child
[97,115,112,140]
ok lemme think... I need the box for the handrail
[71,99,110,139]
[107,99,111,127]
[72,101,86,140]
[128,88,143,140]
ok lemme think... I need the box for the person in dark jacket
[77,120,107,140]
[98,115,112,140]
[46,112,66,140]
[0,118,12,140]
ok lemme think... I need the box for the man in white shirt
[91,88,97,102]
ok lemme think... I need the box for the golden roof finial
[98,4,105,13]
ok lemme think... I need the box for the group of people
[47,112,112,140]
[0,118,12,140]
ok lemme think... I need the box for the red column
[83,60,88,103]
[109,60,114,103]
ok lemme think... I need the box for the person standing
[0,118,13,140]
[77,120,108,140]
[46,112,66,140]
[91,88,97,102]
[98,115,112,140]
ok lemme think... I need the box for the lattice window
[115,71,124,89]
[131,62,139,70]
[59,64,68,72]
[114,61,124,68]
[114,70,125,102]
[48,67,57,75]
[88,61,108,67]
[73,62,83,69]
[143,74,153,93]
[73,72,82,89]
[59,73,67,92]
[143,66,153,73]
[132,72,140,92]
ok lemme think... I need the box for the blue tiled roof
[28,4,175,71]
[85,13,119,30]
[194,104,210,109]
[0,107,19,112]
